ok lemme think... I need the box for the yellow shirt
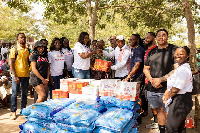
[10,44,30,77]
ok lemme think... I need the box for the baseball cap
[116,35,125,40]
[34,41,45,48]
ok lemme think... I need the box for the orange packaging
[94,59,112,72]
[60,89,69,98]
[52,89,62,99]
[68,81,89,94]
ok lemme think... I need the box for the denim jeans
[72,67,90,79]
[49,75,63,99]
[11,77,29,112]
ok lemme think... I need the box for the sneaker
[10,112,17,120]
[145,122,158,129]
[153,129,160,133]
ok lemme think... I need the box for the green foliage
[0,2,44,41]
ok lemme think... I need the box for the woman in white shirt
[163,46,193,133]
[72,32,99,79]
[48,38,65,99]
[60,37,74,78]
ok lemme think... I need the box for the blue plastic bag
[53,108,100,126]
[93,119,136,133]
[99,96,117,107]
[129,128,138,133]
[57,122,95,132]
[67,101,107,113]
[21,98,75,120]
[95,108,133,131]
[56,130,75,133]
[20,121,57,133]
[115,99,139,110]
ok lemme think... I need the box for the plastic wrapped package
[56,130,75,133]
[21,98,75,120]
[115,99,139,110]
[57,122,95,132]
[99,96,117,107]
[19,121,57,133]
[53,108,100,126]
[67,101,107,113]
[95,108,133,131]
[129,128,138,133]
[93,119,136,133]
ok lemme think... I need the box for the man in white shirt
[1,41,8,60]
[103,35,131,80]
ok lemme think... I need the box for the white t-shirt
[48,50,65,76]
[62,48,73,71]
[103,45,131,78]
[105,46,115,53]
[1,47,8,57]
[72,42,90,70]
[167,63,193,94]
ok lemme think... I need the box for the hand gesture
[151,78,163,89]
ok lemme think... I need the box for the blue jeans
[11,77,29,112]
[72,67,90,79]
[49,75,63,99]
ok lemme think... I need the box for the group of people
[0,28,194,133]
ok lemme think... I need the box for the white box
[115,81,140,101]
[69,93,98,101]
[82,85,99,96]
[77,79,95,84]
[99,79,121,96]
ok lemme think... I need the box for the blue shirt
[130,45,145,80]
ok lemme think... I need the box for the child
[0,77,12,109]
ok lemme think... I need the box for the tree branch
[98,5,143,10]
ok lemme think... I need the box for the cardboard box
[52,89,62,99]
[68,81,89,94]
[99,79,120,96]
[52,89,69,99]
[69,93,98,101]
[82,85,99,96]
[115,81,140,101]
[60,89,69,98]
[93,59,112,72]
[60,78,77,90]
[69,93,82,100]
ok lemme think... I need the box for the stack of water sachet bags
[19,98,75,133]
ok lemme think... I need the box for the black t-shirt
[30,52,49,78]
[130,46,145,80]
[144,44,178,93]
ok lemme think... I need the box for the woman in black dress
[30,41,50,103]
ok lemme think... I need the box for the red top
[144,45,157,84]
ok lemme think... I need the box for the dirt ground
[0,94,200,133]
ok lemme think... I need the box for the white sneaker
[153,129,160,133]
[145,122,158,129]
[10,112,17,120]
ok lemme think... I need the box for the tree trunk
[86,0,98,41]
[182,0,198,74]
